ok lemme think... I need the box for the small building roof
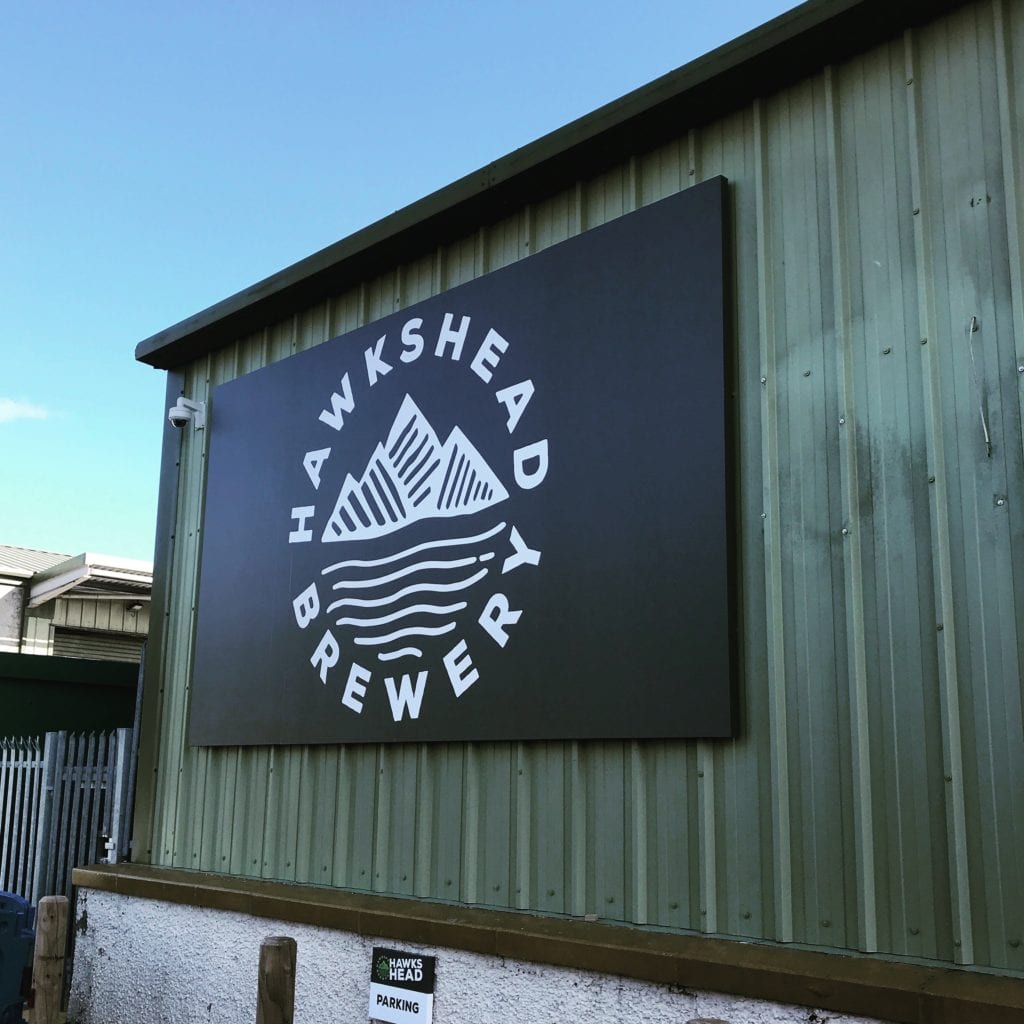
[28,553,154,608]
[0,545,70,580]
[0,545,153,606]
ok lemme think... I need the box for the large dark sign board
[189,177,733,745]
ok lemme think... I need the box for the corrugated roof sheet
[0,545,70,579]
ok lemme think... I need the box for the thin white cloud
[0,398,49,424]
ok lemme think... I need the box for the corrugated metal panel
[52,629,145,663]
[52,598,151,638]
[0,546,68,577]
[138,0,1024,974]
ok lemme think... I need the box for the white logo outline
[286,311,548,728]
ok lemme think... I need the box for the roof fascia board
[135,0,969,371]
[31,553,152,586]
[80,568,154,586]
[29,566,91,607]
[79,553,154,575]
[29,553,88,584]
[29,558,154,607]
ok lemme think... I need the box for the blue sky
[1,0,798,562]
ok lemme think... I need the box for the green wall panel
[136,0,1024,975]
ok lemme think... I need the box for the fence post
[0,738,14,890]
[20,737,44,902]
[30,732,61,904]
[104,728,132,863]
[31,894,69,1024]
[255,936,297,1024]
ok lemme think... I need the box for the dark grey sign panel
[189,177,734,745]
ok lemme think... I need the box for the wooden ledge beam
[74,863,1023,1024]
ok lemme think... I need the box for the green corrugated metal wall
[52,597,150,638]
[21,598,148,657]
[137,0,1024,973]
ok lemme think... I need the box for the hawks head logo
[286,312,548,726]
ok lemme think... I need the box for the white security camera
[168,397,206,430]
[168,405,192,428]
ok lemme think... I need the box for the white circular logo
[287,311,548,728]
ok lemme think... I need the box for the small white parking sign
[368,946,436,1024]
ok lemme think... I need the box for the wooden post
[31,894,69,1024]
[255,935,297,1024]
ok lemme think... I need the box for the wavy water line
[326,569,489,612]
[353,623,456,646]
[378,647,423,662]
[336,601,467,628]
[331,556,476,591]
[321,522,506,574]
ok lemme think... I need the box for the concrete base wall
[69,889,887,1024]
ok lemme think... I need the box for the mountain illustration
[322,394,509,542]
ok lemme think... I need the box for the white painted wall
[69,890,889,1024]
[21,604,54,655]
[0,582,23,652]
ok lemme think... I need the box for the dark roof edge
[136,0,967,370]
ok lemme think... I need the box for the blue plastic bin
[0,892,34,1024]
